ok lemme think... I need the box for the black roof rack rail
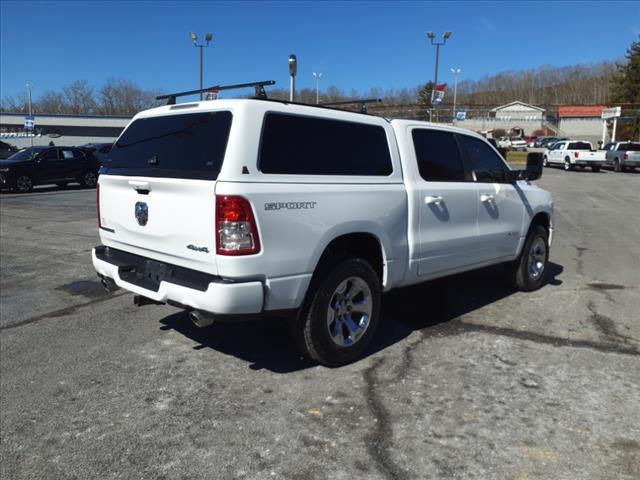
[156,80,276,105]
[319,98,382,113]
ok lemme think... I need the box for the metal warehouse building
[0,113,131,149]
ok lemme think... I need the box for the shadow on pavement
[159,262,564,373]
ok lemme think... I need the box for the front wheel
[508,225,549,291]
[14,175,34,193]
[292,258,381,367]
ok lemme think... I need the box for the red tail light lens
[216,195,260,255]
[574,152,579,158]
[97,183,101,228]
[624,153,629,160]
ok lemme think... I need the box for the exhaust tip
[189,310,215,328]
[100,276,119,292]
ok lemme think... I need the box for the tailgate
[96,109,234,276]
[98,175,218,274]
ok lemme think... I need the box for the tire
[543,156,548,167]
[14,174,34,193]
[592,166,600,173]
[80,170,98,188]
[292,257,381,367]
[564,158,572,171]
[508,225,549,292]
[614,158,622,172]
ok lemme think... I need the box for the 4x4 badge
[135,202,148,226]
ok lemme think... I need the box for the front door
[457,134,524,261]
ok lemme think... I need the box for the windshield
[6,148,39,161]
[103,110,232,180]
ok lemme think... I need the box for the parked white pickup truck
[497,137,527,151]
[543,140,605,172]
[603,141,640,172]
[93,89,554,366]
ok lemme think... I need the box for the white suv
[93,95,553,366]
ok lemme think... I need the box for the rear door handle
[480,194,495,203]
[425,195,444,205]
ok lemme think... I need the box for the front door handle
[480,194,495,203]
[425,195,444,205]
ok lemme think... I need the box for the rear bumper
[92,246,264,315]
[574,160,604,166]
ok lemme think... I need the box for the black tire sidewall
[301,258,381,367]
[514,225,549,291]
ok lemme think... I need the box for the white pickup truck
[603,141,640,172]
[543,140,605,172]
[93,91,554,366]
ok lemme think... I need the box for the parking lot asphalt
[1,168,639,480]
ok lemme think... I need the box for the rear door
[97,110,233,274]
[412,128,481,276]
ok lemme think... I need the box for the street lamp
[426,31,452,122]
[25,83,34,146]
[190,32,213,100]
[450,68,461,124]
[312,72,322,104]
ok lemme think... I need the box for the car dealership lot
[1,169,639,479]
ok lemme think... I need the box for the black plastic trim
[94,245,220,292]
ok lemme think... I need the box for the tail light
[96,183,101,228]
[574,152,579,159]
[624,153,629,160]
[216,195,260,255]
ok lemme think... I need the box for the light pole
[289,55,297,101]
[190,32,213,100]
[312,72,322,104]
[450,68,461,124]
[25,83,34,146]
[426,31,451,122]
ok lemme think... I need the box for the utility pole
[450,68,461,125]
[190,32,213,100]
[426,31,451,122]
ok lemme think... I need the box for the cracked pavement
[1,169,639,479]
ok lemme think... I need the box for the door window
[60,149,75,160]
[40,149,59,161]
[412,129,466,182]
[457,134,508,183]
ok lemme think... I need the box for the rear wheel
[543,156,548,167]
[564,159,572,171]
[80,170,97,188]
[14,175,33,193]
[291,257,381,367]
[508,224,549,291]
[614,158,622,172]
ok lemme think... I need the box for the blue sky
[1,0,638,101]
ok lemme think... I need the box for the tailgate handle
[128,181,151,194]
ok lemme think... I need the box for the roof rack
[156,80,276,105]
[319,98,382,113]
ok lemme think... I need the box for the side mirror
[507,152,543,182]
